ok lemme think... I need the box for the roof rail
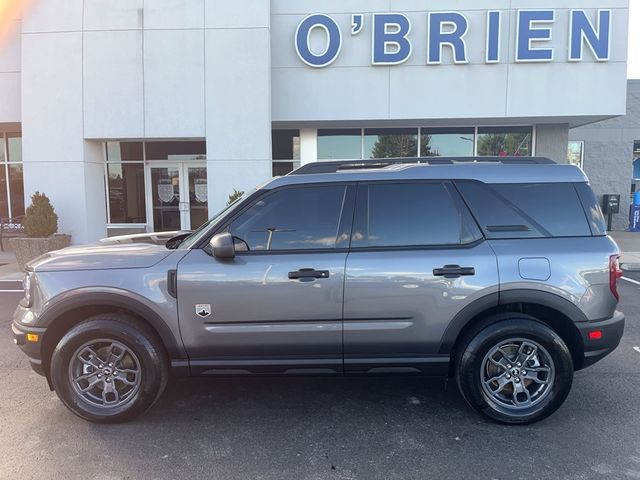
[289,156,556,175]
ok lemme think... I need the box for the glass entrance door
[147,163,208,232]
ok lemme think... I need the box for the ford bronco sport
[12,157,625,424]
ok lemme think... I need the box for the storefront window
[633,141,640,180]
[272,130,301,176]
[106,163,146,224]
[568,141,584,168]
[421,128,475,157]
[318,129,362,160]
[0,133,24,219]
[106,141,143,161]
[477,127,533,157]
[145,141,206,161]
[364,128,418,159]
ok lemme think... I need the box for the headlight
[21,273,32,308]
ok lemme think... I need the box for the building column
[535,124,570,164]
[21,5,107,244]
[299,128,318,165]
[204,3,272,212]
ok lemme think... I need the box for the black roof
[289,156,556,175]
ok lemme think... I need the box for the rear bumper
[11,319,46,376]
[576,310,625,369]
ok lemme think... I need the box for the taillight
[609,254,623,301]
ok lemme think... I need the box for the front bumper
[576,310,625,369]
[12,317,46,377]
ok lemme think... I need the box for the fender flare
[439,289,587,354]
[38,289,186,359]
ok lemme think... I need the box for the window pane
[568,141,584,167]
[0,167,8,218]
[634,140,640,157]
[0,134,5,163]
[421,128,474,157]
[8,164,24,217]
[107,163,147,224]
[318,129,361,160]
[272,161,299,177]
[106,141,143,161]
[477,127,533,157]
[272,130,300,160]
[352,183,467,247]
[457,181,591,238]
[575,183,607,235]
[7,133,21,162]
[145,141,206,161]
[230,185,346,251]
[364,128,418,159]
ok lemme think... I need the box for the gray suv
[12,157,625,424]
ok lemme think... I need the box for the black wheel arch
[440,289,587,371]
[38,291,187,386]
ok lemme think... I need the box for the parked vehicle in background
[12,157,625,424]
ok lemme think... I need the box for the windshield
[177,189,254,249]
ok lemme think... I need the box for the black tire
[455,314,574,425]
[50,313,169,424]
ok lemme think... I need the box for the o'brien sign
[294,10,612,67]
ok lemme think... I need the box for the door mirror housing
[210,233,235,259]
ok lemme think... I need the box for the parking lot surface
[1,283,639,480]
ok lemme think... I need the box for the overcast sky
[630,1,639,78]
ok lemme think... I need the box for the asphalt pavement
[1,284,639,480]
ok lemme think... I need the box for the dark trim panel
[499,289,589,323]
[439,292,500,354]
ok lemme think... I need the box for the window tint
[457,181,592,238]
[575,183,607,235]
[352,182,480,248]
[229,185,348,251]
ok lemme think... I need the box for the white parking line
[634,347,640,354]
[0,289,23,293]
[621,276,640,286]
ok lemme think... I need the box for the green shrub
[23,192,59,238]
[227,189,245,206]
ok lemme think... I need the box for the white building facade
[0,0,630,243]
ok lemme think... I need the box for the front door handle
[433,265,476,278]
[288,268,330,281]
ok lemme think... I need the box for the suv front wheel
[50,313,168,423]
[456,315,574,425]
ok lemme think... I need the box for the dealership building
[0,0,632,244]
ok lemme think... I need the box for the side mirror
[209,232,235,259]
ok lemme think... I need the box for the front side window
[229,185,348,251]
[352,182,480,248]
[477,127,533,157]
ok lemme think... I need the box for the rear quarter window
[456,181,593,239]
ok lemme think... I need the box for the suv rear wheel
[50,313,168,423]
[456,315,574,425]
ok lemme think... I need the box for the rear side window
[352,182,482,248]
[575,183,607,235]
[456,181,593,238]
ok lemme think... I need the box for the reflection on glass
[272,130,300,160]
[7,134,21,162]
[9,164,24,217]
[477,127,533,156]
[106,142,143,161]
[151,167,181,232]
[364,128,418,158]
[107,163,146,224]
[318,129,362,160]
[145,141,206,161]
[272,161,300,177]
[567,141,584,168]
[420,128,474,157]
[188,167,208,229]
[634,140,640,156]
[0,166,8,218]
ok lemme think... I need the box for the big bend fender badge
[196,304,211,318]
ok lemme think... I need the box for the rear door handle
[288,268,330,280]
[433,265,476,278]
